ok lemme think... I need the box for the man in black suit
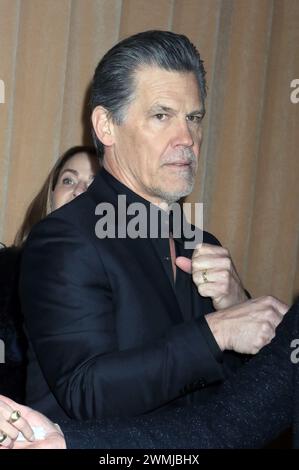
[20,30,287,422]
[0,300,297,449]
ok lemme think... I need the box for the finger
[265,310,285,328]
[0,396,39,420]
[0,395,19,409]
[259,297,289,317]
[0,413,35,442]
[193,269,231,286]
[261,323,276,344]
[11,418,34,442]
[196,284,224,299]
[192,255,231,272]
[0,432,13,449]
[13,441,33,449]
[272,299,289,316]
[175,256,192,274]
[0,420,20,441]
[14,433,65,449]
[194,243,229,257]
[0,400,13,421]
[0,401,34,442]
[0,395,35,419]
[260,311,283,338]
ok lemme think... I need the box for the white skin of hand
[0,395,66,449]
[176,243,248,310]
[204,296,289,354]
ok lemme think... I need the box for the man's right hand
[205,296,289,355]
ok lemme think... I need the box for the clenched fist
[205,296,289,355]
[176,243,248,310]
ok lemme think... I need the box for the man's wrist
[213,288,248,311]
[205,311,227,351]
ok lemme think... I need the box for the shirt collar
[99,168,198,246]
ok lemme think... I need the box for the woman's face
[51,153,98,211]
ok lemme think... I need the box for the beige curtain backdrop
[0,0,298,303]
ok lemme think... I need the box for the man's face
[106,66,204,205]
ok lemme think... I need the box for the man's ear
[91,106,115,146]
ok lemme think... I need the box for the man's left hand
[176,243,248,310]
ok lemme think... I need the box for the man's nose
[173,120,194,147]
[73,181,87,197]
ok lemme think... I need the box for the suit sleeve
[62,302,296,449]
[20,217,226,420]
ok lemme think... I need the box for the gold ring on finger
[9,410,21,424]
[0,431,7,444]
[202,269,208,283]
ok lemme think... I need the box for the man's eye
[155,113,168,121]
[186,115,202,123]
[62,177,75,185]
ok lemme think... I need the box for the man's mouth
[163,163,194,173]
[164,161,192,167]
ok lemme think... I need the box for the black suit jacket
[62,301,298,449]
[20,169,243,421]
